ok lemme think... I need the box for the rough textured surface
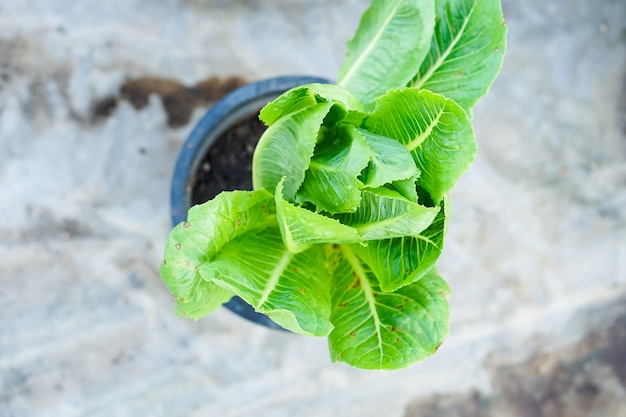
[405,303,626,417]
[0,0,625,416]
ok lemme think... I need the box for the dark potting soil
[191,113,267,206]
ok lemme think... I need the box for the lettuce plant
[161,0,506,370]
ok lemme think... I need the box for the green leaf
[275,178,363,253]
[296,124,370,214]
[358,128,419,189]
[259,87,319,126]
[328,247,450,370]
[253,102,333,199]
[387,176,419,202]
[410,0,507,113]
[338,0,435,109]
[336,188,439,241]
[259,83,365,126]
[160,190,276,317]
[351,196,448,292]
[172,280,233,320]
[307,83,366,113]
[200,228,333,336]
[364,88,476,204]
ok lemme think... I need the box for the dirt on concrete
[405,313,626,417]
[91,75,246,127]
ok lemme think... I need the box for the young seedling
[161,0,506,370]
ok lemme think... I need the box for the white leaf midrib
[405,106,445,152]
[339,1,403,88]
[343,246,384,367]
[412,2,476,89]
[258,249,293,307]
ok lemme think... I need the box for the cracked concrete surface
[1,0,625,416]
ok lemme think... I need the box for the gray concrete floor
[1,0,625,416]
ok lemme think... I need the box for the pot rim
[170,75,331,329]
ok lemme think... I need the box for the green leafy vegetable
[253,102,333,199]
[410,0,507,113]
[350,197,448,292]
[161,0,506,370]
[275,178,363,253]
[259,83,364,126]
[201,228,334,336]
[358,128,419,189]
[295,124,370,214]
[338,0,435,109]
[364,89,476,204]
[161,190,275,318]
[328,258,450,370]
[335,188,439,241]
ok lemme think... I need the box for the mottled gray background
[1,0,625,416]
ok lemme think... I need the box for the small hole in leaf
[175,243,181,250]
[183,222,191,228]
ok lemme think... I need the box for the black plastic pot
[170,75,330,330]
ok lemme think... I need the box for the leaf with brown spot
[328,247,450,370]
[161,190,276,319]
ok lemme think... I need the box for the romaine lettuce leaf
[328,248,449,370]
[259,87,320,126]
[199,228,333,336]
[357,128,419,189]
[410,0,507,113]
[295,124,370,214]
[386,176,419,202]
[161,190,276,317]
[335,188,439,241]
[253,102,333,199]
[350,196,448,292]
[338,0,435,109]
[275,178,362,253]
[259,83,365,126]
[364,88,476,204]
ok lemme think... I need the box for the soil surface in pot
[191,113,267,205]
